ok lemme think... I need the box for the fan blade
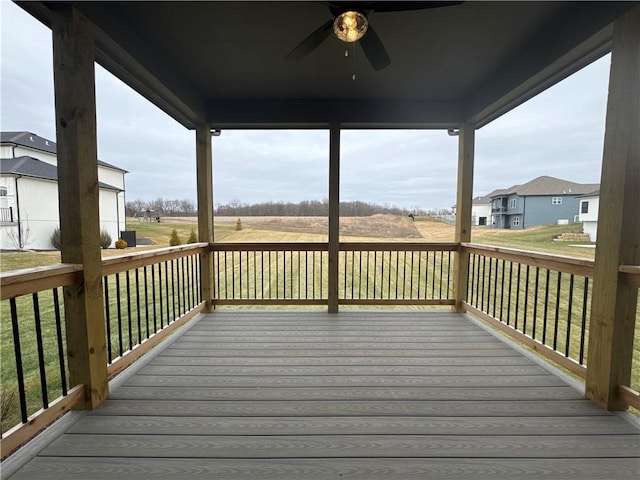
[367,2,464,13]
[328,2,463,13]
[286,19,334,61]
[359,24,390,70]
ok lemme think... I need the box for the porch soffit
[16,1,638,129]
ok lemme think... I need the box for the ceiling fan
[286,2,464,71]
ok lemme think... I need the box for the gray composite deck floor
[8,311,640,479]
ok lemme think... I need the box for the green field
[0,217,637,432]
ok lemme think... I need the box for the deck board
[8,311,640,479]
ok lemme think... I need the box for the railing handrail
[340,242,459,252]
[0,263,83,300]
[211,242,327,252]
[461,242,594,277]
[0,245,210,300]
[620,264,640,288]
[211,241,459,252]
[101,243,208,276]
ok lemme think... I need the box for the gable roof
[472,195,492,205]
[578,189,601,198]
[488,186,520,197]
[1,132,127,173]
[490,176,599,197]
[1,156,122,191]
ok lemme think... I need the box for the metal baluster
[565,274,574,357]
[542,269,550,345]
[153,263,159,332]
[53,288,68,395]
[553,272,562,351]
[104,276,112,362]
[116,273,123,355]
[32,293,49,408]
[136,268,142,344]
[10,298,28,423]
[468,253,475,306]
[579,277,589,364]
[506,262,513,326]
[126,271,133,350]
[514,264,521,330]
[532,267,540,340]
[144,266,150,338]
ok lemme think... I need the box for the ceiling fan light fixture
[333,10,368,43]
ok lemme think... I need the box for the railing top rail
[620,265,640,274]
[212,242,328,252]
[0,263,83,300]
[211,241,459,252]
[340,242,459,252]
[620,265,640,288]
[461,242,594,277]
[101,243,208,276]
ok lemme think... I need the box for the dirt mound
[224,215,422,238]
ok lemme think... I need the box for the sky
[0,1,610,211]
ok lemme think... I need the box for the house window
[509,198,516,209]
[0,187,6,196]
[512,216,520,227]
[581,201,589,214]
[552,196,562,205]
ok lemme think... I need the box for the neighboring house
[578,190,599,241]
[489,176,599,230]
[0,132,127,250]
[451,195,492,226]
[471,195,492,226]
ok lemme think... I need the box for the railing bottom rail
[0,384,84,460]
[463,302,587,379]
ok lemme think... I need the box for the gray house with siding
[490,176,599,230]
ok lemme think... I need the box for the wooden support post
[586,6,640,411]
[328,125,341,313]
[52,5,108,409]
[453,124,475,313]
[196,125,214,312]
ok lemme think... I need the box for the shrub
[115,238,127,249]
[187,228,198,243]
[235,218,243,231]
[50,227,61,249]
[100,229,112,249]
[1,388,16,424]
[169,229,182,246]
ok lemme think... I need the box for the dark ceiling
[18,1,638,129]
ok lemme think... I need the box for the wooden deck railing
[101,244,209,378]
[461,243,640,410]
[1,241,638,458]
[211,242,457,306]
[0,264,85,458]
[0,244,208,458]
[211,242,328,305]
[339,243,456,306]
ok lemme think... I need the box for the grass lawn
[0,217,595,272]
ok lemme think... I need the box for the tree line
[126,198,452,218]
